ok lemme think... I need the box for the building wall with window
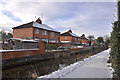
[13,27,60,44]
[81,39,88,45]
[72,37,81,44]
[91,40,95,45]
[34,28,60,43]
[12,18,60,46]
[60,36,73,41]
[60,30,81,46]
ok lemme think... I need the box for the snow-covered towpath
[37,48,113,79]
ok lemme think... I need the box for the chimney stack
[36,17,42,24]
[81,34,85,37]
[68,29,72,33]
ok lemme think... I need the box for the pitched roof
[33,22,59,32]
[80,36,86,39]
[60,31,79,38]
[69,32,79,37]
[12,21,60,33]
[12,22,33,29]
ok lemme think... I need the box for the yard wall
[2,47,83,68]
[1,40,45,60]
[1,40,84,68]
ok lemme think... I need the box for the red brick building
[80,34,96,46]
[80,34,89,45]
[12,18,60,46]
[60,30,81,46]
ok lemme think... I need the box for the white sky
[0,0,117,38]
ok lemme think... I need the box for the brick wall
[81,39,88,44]
[2,40,45,60]
[1,40,82,60]
[60,36,72,41]
[13,27,60,46]
[13,28,34,38]
[34,28,60,43]
[91,40,94,44]
[60,36,81,45]
[2,50,40,59]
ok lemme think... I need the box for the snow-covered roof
[61,41,71,43]
[69,32,79,37]
[33,22,60,33]
[0,49,39,52]
[11,38,38,42]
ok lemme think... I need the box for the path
[37,49,112,79]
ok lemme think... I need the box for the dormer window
[35,28,39,34]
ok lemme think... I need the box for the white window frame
[42,30,47,35]
[51,32,54,36]
[65,36,67,39]
[56,33,59,37]
[49,38,56,43]
[75,38,77,40]
[35,28,39,34]
[41,38,48,42]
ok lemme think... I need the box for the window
[35,28,39,34]
[75,38,77,40]
[42,30,47,35]
[56,33,59,37]
[41,38,48,42]
[65,36,67,39]
[56,41,59,43]
[51,32,54,36]
[49,38,56,43]
[72,37,74,40]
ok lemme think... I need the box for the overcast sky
[0,0,117,38]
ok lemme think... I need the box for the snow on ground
[37,48,113,79]
[0,48,39,52]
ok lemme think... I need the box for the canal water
[2,47,105,79]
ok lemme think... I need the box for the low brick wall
[1,49,40,60]
[2,48,83,68]
[1,40,46,60]
[1,40,84,68]
[1,47,82,60]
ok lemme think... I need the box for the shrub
[73,43,78,46]
[46,44,57,50]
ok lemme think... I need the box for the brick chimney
[36,17,42,24]
[68,29,72,33]
[81,34,85,37]
[81,34,85,38]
